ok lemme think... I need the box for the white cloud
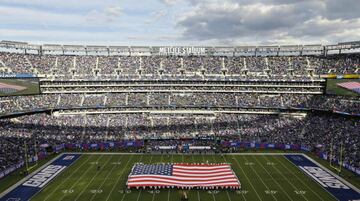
[0,28,184,46]
[104,6,123,17]
[0,0,116,11]
[87,6,124,23]
[160,0,182,6]
[0,6,87,27]
[145,10,167,24]
[0,0,359,45]
[176,0,360,45]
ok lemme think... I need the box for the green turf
[326,79,360,96]
[29,154,338,201]
[0,78,40,97]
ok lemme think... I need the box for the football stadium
[0,1,360,201]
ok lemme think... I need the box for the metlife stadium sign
[285,155,360,201]
[0,154,80,201]
[158,47,206,56]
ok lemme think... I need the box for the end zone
[0,154,81,201]
[285,154,360,201]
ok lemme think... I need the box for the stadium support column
[106,116,110,140]
[210,118,214,135]
[146,94,150,106]
[24,141,29,173]
[236,116,241,141]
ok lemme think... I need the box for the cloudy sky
[0,0,359,46]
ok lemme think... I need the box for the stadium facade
[1,40,360,56]
[0,40,359,199]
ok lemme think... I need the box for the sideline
[74,152,299,155]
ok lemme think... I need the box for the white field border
[0,152,359,199]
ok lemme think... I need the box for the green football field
[326,78,360,96]
[26,153,340,201]
[0,78,40,97]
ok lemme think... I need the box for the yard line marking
[152,154,165,201]
[242,156,277,201]
[252,155,294,201]
[116,155,144,201]
[43,154,93,201]
[226,191,232,201]
[136,189,142,201]
[201,154,216,201]
[212,154,234,201]
[136,155,154,201]
[229,155,263,201]
[276,156,325,201]
[189,155,201,201]
[218,154,245,201]
[167,154,174,201]
[108,155,134,201]
[74,155,113,201]
[89,155,122,201]
[261,156,309,201]
[59,154,104,201]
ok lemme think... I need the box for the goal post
[329,138,344,175]
[24,140,39,173]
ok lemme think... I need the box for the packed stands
[0,40,359,176]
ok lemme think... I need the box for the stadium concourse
[0,41,359,200]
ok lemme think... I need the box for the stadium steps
[24,55,39,75]
[80,95,85,106]
[105,116,110,139]
[0,59,6,67]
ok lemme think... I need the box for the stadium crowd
[0,50,359,177]
[1,93,359,114]
[1,52,359,78]
[0,113,359,172]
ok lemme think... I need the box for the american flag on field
[337,82,360,94]
[127,163,241,189]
